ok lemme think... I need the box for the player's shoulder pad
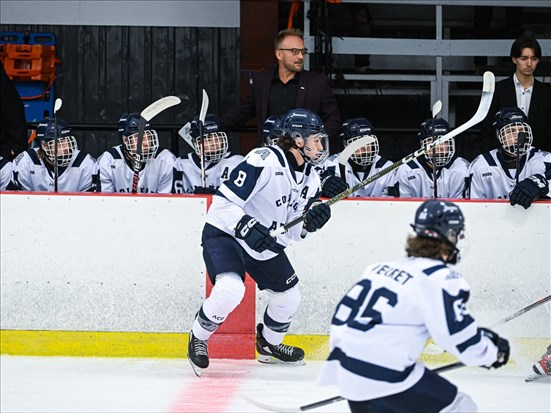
[245,146,284,167]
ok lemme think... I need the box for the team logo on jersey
[442,289,474,334]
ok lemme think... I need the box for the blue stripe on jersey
[267,146,286,168]
[72,151,87,167]
[375,157,387,168]
[328,347,415,383]
[442,289,474,335]
[109,147,122,159]
[544,161,551,180]
[224,161,265,202]
[456,328,483,353]
[28,149,41,165]
[422,264,447,276]
[483,152,497,166]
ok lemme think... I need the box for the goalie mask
[493,107,533,157]
[118,113,159,162]
[340,117,379,166]
[262,115,283,146]
[418,118,454,167]
[282,108,329,165]
[36,118,78,167]
[189,114,228,163]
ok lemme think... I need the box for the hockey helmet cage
[418,118,455,167]
[340,117,379,166]
[189,114,228,163]
[493,107,533,156]
[36,118,77,167]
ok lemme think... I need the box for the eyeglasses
[278,48,308,56]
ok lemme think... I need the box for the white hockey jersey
[96,145,176,193]
[317,256,499,401]
[393,157,470,198]
[12,148,97,192]
[0,156,14,190]
[468,148,551,199]
[321,154,396,197]
[206,146,322,261]
[172,152,243,194]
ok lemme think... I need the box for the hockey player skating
[317,199,510,412]
[96,113,176,193]
[392,118,470,198]
[188,108,332,376]
[173,114,243,194]
[526,344,551,382]
[320,118,395,198]
[469,107,551,205]
[13,118,97,192]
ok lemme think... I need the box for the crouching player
[318,200,510,412]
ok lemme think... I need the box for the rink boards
[1,193,549,361]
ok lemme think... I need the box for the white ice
[1,355,549,413]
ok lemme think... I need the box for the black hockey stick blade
[242,362,464,412]
[131,96,181,193]
[270,71,495,236]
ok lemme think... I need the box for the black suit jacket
[0,64,28,160]
[221,66,341,151]
[480,76,551,154]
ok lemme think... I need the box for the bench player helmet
[36,118,78,167]
[118,113,159,162]
[418,118,454,167]
[493,107,533,157]
[340,118,379,166]
[281,108,329,165]
[262,115,283,146]
[189,114,228,163]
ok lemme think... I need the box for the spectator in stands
[96,113,176,193]
[480,35,551,154]
[12,118,97,192]
[0,64,27,160]
[173,114,243,194]
[392,118,469,199]
[469,107,550,207]
[220,28,341,152]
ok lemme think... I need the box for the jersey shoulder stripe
[27,149,41,165]
[406,159,419,169]
[266,146,286,168]
[422,263,447,276]
[72,151,87,167]
[482,152,497,166]
[375,157,387,168]
[456,328,483,353]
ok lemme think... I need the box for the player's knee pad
[265,284,301,323]
[440,392,477,413]
[201,272,245,324]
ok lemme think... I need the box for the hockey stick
[242,362,464,413]
[337,135,376,166]
[431,100,442,199]
[131,95,181,193]
[53,98,62,193]
[424,293,551,355]
[270,71,495,237]
[198,89,209,187]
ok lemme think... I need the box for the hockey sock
[262,285,301,345]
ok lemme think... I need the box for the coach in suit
[480,35,551,155]
[0,64,27,160]
[220,28,341,152]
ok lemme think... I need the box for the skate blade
[189,359,204,377]
[257,354,306,366]
[525,373,548,382]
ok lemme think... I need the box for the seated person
[96,113,176,193]
[12,118,96,192]
[0,156,17,190]
[261,115,284,146]
[319,118,394,198]
[468,107,550,208]
[393,118,469,198]
[173,114,243,194]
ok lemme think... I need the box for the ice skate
[255,323,305,365]
[525,351,551,382]
[188,331,209,377]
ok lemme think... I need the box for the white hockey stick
[431,99,442,198]
[270,71,495,236]
[53,98,63,193]
[131,95,181,193]
[242,362,463,412]
[337,135,376,166]
[432,99,442,118]
[198,89,209,187]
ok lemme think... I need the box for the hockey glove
[321,175,349,198]
[481,327,510,369]
[194,186,217,195]
[304,201,331,233]
[509,174,549,209]
[235,215,283,254]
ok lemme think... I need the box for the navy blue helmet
[412,200,464,246]
[117,113,151,138]
[262,115,283,146]
[492,107,533,156]
[36,118,72,142]
[117,113,158,162]
[36,118,77,167]
[189,114,228,163]
[339,117,379,166]
[281,108,329,165]
[418,118,454,167]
